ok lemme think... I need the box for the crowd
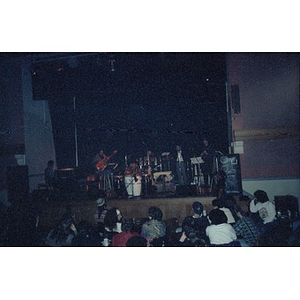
[0,187,299,247]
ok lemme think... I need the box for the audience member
[103,207,123,242]
[126,236,147,247]
[111,218,139,247]
[44,210,78,246]
[71,220,103,247]
[94,197,108,231]
[177,225,209,247]
[212,199,236,224]
[233,211,260,247]
[181,201,209,240]
[249,190,276,234]
[141,206,166,244]
[206,209,239,246]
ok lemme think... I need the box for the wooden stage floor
[35,193,235,228]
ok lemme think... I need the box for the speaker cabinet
[6,165,29,203]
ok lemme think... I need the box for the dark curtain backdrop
[32,53,228,171]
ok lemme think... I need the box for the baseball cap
[96,198,106,207]
[192,201,203,215]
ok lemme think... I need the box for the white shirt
[219,207,236,224]
[249,200,276,224]
[206,223,237,245]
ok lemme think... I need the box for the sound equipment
[6,165,29,203]
[176,184,198,197]
[217,154,242,194]
[275,195,299,219]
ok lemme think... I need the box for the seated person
[176,225,209,247]
[249,190,276,234]
[212,199,236,224]
[94,196,108,232]
[141,206,166,244]
[206,209,238,246]
[181,201,210,240]
[233,211,260,247]
[103,207,123,242]
[111,218,140,247]
[126,236,147,247]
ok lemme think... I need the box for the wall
[0,56,56,207]
[22,59,56,191]
[227,53,300,203]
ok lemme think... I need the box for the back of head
[254,190,269,203]
[148,206,163,221]
[104,208,118,230]
[126,236,147,247]
[121,218,134,232]
[224,195,236,209]
[212,199,221,208]
[192,201,203,215]
[209,209,228,225]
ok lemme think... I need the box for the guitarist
[94,149,118,171]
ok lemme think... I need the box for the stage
[32,191,246,228]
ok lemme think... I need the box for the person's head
[224,195,236,209]
[121,218,134,233]
[254,190,269,203]
[148,206,163,221]
[192,201,203,216]
[47,160,54,168]
[104,207,122,231]
[126,236,147,247]
[96,197,107,212]
[209,209,228,225]
[212,199,221,208]
[99,149,104,155]
[176,145,182,151]
[202,136,210,146]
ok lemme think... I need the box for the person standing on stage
[200,136,215,190]
[93,149,118,171]
[175,145,188,185]
[44,160,56,187]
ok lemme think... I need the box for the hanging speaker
[231,84,241,114]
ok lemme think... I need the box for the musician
[44,160,56,187]
[124,161,142,198]
[124,162,142,177]
[143,150,157,175]
[94,149,118,172]
[93,149,118,195]
[93,150,107,169]
[175,145,188,185]
[200,136,215,189]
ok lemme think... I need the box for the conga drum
[125,175,142,197]
[132,175,142,197]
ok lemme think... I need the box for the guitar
[96,150,118,171]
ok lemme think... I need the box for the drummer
[125,161,142,177]
[124,161,142,199]
[143,150,157,175]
